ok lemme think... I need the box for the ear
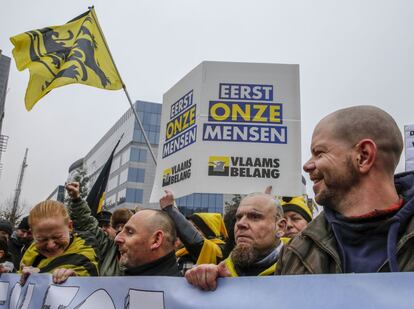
[150,230,164,250]
[67,219,74,231]
[275,218,287,238]
[355,139,377,173]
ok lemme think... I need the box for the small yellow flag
[10,8,123,111]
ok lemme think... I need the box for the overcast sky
[0,0,413,210]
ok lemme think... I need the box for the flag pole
[122,86,158,165]
[89,7,157,166]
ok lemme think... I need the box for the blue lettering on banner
[203,123,287,144]
[170,90,194,118]
[219,83,273,101]
[2,273,414,309]
[162,126,197,158]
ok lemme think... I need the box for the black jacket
[124,251,181,276]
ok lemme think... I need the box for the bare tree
[0,196,29,226]
[224,194,242,213]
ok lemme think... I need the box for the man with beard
[277,105,414,274]
[185,192,286,290]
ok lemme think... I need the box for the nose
[236,215,248,230]
[285,217,293,229]
[303,158,315,173]
[46,239,56,250]
[114,232,124,245]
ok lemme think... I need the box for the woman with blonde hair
[20,200,98,284]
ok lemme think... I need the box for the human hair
[222,204,239,258]
[29,200,69,227]
[329,105,403,175]
[111,208,134,229]
[146,209,177,248]
[243,192,284,220]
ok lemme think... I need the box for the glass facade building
[0,51,10,136]
[0,51,11,177]
[176,193,224,217]
[73,100,226,214]
[46,185,66,203]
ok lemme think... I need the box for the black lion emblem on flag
[26,15,111,91]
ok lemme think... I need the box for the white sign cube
[150,61,303,202]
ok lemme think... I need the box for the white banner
[1,273,414,308]
[150,61,302,202]
[405,124,414,172]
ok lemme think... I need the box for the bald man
[185,193,286,290]
[67,182,180,276]
[277,105,414,274]
[115,209,180,276]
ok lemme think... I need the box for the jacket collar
[124,250,180,276]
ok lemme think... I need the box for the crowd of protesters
[1,105,414,291]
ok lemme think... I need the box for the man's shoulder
[71,231,100,254]
[277,212,340,275]
[289,212,330,245]
[286,210,341,259]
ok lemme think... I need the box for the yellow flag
[10,8,123,111]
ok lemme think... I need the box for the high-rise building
[72,100,226,214]
[0,50,10,135]
[46,185,66,203]
[0,51,11,177]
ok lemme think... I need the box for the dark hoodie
[324,171,414,273]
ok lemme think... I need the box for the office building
[0,50,10,135]
[0,51,11,176]
[46,185,66,203]
[72,100,226,214]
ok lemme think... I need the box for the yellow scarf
[224,256,276,277]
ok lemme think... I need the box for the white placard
[405,125,414,172]
[150,61,302,202]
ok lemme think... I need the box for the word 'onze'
[166,105,196,140]
[209,101,282,124]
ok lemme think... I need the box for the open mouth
[313,179,322,186]
[310,175,322,188]
[310,175,321,184]
[118,248,127,256]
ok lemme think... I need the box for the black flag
[87,135,123,216]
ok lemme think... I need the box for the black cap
[96,211,112,224]
[17,216,30,230]
[0,219,13,236]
